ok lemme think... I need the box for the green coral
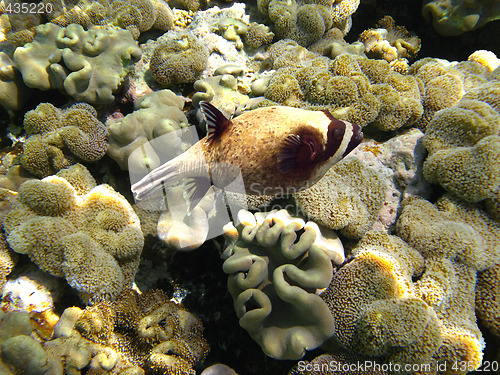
[221,209,343,359]
[257,0,356,46]
[295,158,386,239]
[45,0,173,39]
[2,164,144,304]
[422,81,500,218]
[149,32,209,86]
[106,89,189,172]
[13,23,141,104]
[19,102,108,178]
[321,229,486,372]
[260,40,423,131]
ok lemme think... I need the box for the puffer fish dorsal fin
[278,131,321,173]
[200,101,230,141]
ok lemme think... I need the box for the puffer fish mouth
[343,123,363,157]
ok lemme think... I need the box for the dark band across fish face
[323,114,363,161]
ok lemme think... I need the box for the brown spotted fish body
[131,102,363,200]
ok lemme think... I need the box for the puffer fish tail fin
[200,101,230,141]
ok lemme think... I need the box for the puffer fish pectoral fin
[200,101,231,141]
[277,132,321,173]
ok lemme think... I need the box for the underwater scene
[0,0,499,373]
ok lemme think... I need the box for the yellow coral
[150,32,209,86]
[20,102,108,178]
[3,164,144,304]
[295,158,386,239]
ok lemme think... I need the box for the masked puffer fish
[131,102,363,201]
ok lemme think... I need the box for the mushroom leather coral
[20,102,108,178]
[13,23,141,104]
[221,209,343,359]
[2,164,144,304]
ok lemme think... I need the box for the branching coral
[221,209,343,359]
[150,32,209,86]
[19,102,108,178]
[13,23,141,104]
[295,158,386,239]
[107,89,188,172]
[2,164,144,304]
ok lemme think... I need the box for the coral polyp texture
[295,158,386,239]
[321,229,486,373]
[358,16,421,64]
[422,0,500,36]
[2,164,144,304]
[19,102,108,178]
[149,32,209,86]
[0,289,209,374]
[221,209,344,360]
[422,81,500,218]
[44,0,174,39]
[106,89,189,171]
[261,40,424,131]
[13,23,142,104]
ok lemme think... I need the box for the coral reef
[192,71,250,116]
[221,209,343,359]
[422,0,500,36]
[256,0,334,47]
[408,53,496,130]
[422,81,500,218]
[20,102,108,178]
[2,164,144,304]
[0,289,209,374]
[156,186,216,251]
[476,263,500,337]
[358,16,421,64]
[13,23,141,104]
[107,89,189,171]
[260,40,423,131]
[150,32,209,86]
[321,229,485,373]
[295,158,386,239]
[397,195,500,272]
[44,0,173,39]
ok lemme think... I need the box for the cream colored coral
[295,158,386,239]
[397,195,500,271]
[3,164,144,304]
